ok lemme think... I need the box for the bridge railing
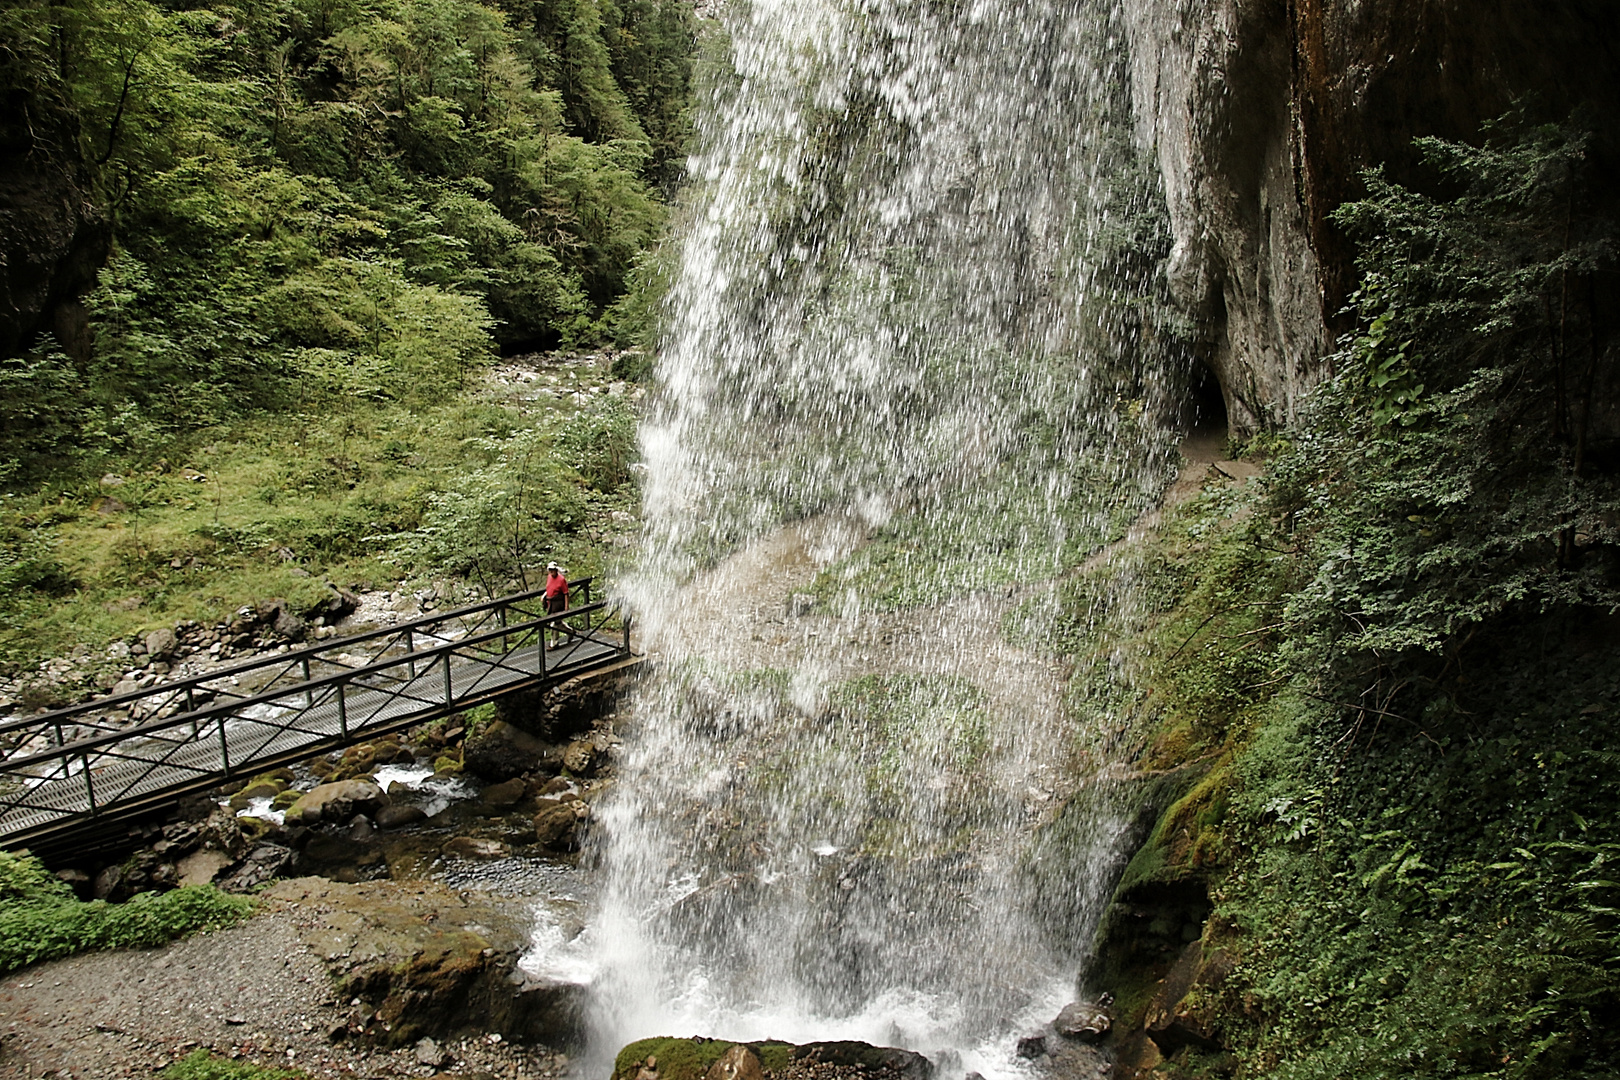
[0,580,631,846]
[0,578,596,759]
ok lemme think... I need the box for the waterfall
[536,0,1180,1073]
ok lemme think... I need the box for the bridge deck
[0,585,634,850]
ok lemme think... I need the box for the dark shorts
[545,595,567,615]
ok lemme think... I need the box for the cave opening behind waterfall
[1181,360,1230,462]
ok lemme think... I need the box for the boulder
[312,583,361,621]
[481,778,527,809]
[228,780,283,809]
[197,806,248,858]
[704,1044,763,1080]
[1015,1035,1046,1059]
[217,841,286,893]
[536,776,573,797]
[1053,1000,1111,1042]
[144,627,179,660]
[562,739,597,776]
[532,804,580,849]
[284,779,388,826]
[1142,940,1231,1054]
[54,867,92,899]
[463,721,557,781]
[177,849,232,887]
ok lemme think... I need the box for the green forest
[0,0,697,667]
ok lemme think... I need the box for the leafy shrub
[555,397,638,491]
[0,851,253,975]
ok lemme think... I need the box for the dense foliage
[1217,112,1620,1080]
[0,849,252,973]
[1078,113,1620,1080]
[1274,113,1619,666]
[0,0,695,483]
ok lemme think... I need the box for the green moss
[161,1049,304,1079]
[613,1039,735,1080]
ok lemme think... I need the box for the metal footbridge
[0,582,636,852]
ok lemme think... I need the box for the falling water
[548,0,1182,1073]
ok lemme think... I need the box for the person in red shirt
[544,562,569,647]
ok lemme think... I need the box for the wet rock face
[1122,0,1620,438]
[264,876,566,1049]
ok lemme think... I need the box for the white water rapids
[527,0,1183,1074]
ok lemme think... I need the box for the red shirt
[544,573,568,601]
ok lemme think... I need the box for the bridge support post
[81,753,97,816]
[337,684,349,740]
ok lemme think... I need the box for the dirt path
[0,882,569,1080]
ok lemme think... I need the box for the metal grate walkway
[0,582,635,850]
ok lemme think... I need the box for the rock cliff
[0,81,108,363]
[1123,0,1620,437]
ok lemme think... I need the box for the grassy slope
[0,358,638,680]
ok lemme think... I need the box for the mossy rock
[1084,759,1228,1029]
[271,788,304,811]
[250,767,295,786]
[228,779,284,809]
[1111,762,1232,899]
[433,755,462,776]
[613,1039,796,1080]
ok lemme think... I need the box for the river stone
[704,1044,763,1080]
[1053,1001,1111,1042]
[442,836,511,860]
[532,804,579,849]
[482,777,527,808]
[284,779,388,826]
[375,804,428,830]
[415,1037,448,1067]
